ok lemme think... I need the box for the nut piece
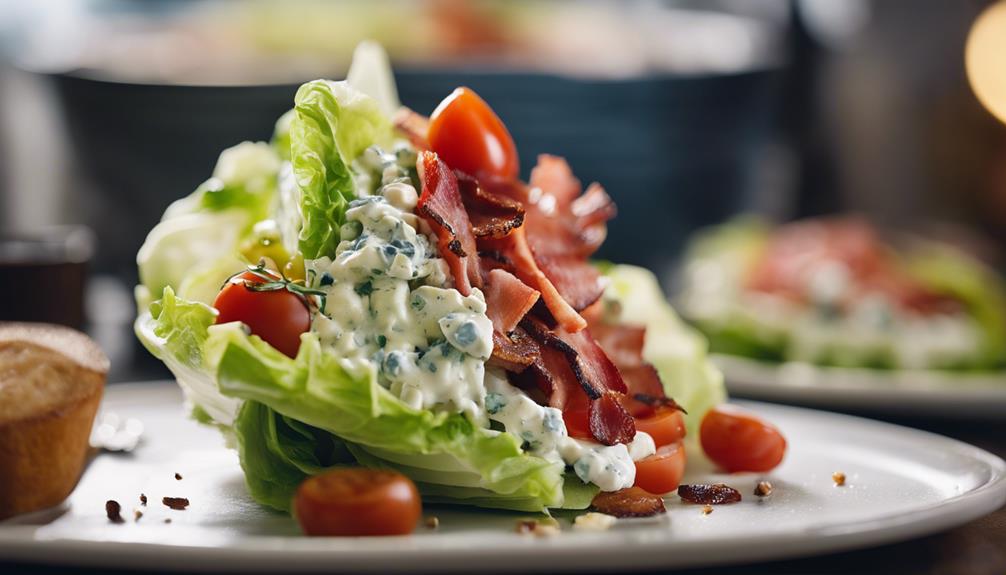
[701,505,713,515]
[754,481,774,497]
[572,512,617,532]
[425,516,440,529]
[832,472,847,487]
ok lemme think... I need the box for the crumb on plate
[832,472,846,487]
[754,481,773,497]
[572,512,617,532]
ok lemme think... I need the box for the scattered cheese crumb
[425,516,439,529]
[701,505,713,515]
[832,472,846,487]
[515,519,560,537]
[573,512,617,532]
[754,481,773,497]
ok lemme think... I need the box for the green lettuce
[203,321,566,512]
[135,287,242,426]
[603,265,727,436]
[136,142,282,310]
[234,400,354,511]
[291,79,391,260]
[905,243,1006,368]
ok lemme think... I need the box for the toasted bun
[0,322,108,519]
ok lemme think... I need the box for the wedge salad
[680,217,1006,371]
[135,43,777,523]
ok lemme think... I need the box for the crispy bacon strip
[482,269,541,372]
[483,269,539,334]
[589,390,636,446]
[416,151,482,295]
[489,328,539,373]
[393,107,430,150]
[590,324,647,368]
[591,487,666,518]
[535,254,605,312]
[523,318,634,445]
[483,228,587,332]
[456,172,525,239]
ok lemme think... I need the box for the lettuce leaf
[203,322,566,512]
[603,265,727,436]
[136,142,281,310]
[135,287,243,426]
[234,400,354,511]
[290,80,391,260]
[905,243,1006,368]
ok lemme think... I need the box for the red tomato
[428,87,519,180]
[294,468,421,536]
[634,442,686,495]
[213,270,310,358]
[634,407,686,448]
[700,405,787,473]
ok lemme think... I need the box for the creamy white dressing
[305,143,650,492]
[485,370,655,492]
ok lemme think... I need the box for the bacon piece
[483,269,541,373]
[589,391,636,445]
[456,172,525,239]
[393,107,430,150]
[590,487,666,518]
[483,269,539,334]
[483,229,587,332]
[522,319,634,445]
[590,324,646,368]
[619,365,668,417]
[520,156,617,259]
[416,151,482,295]
[529,154,582,206]
[489,328,538,373]
[535,254,605,312]
[678,484,742,505]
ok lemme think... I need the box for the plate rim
[713,354,1006,416]
[0,381,1003,572]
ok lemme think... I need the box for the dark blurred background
[1,0,1005,382]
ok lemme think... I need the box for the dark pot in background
[49,64,780,283]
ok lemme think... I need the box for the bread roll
[0,322,108,519]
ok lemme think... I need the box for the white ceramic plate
[1,382,1004,572]
[714,354,1006,418]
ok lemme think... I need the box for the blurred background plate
[714,354,1006,418]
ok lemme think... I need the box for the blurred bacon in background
[0,0,1004,380]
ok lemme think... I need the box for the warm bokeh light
[966,0,1006,125]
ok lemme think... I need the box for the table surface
[1,388,1004,575]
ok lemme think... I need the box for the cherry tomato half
[213,270,310,358]
[700,405,787,473]
[633,407,687,449]
[294,468,421,537]
[428,87,519,180]
[634,442,686,495]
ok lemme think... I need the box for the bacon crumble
[105,500,124,523]
[590,487,666,518]
[677,484,743,505]
[162,497,190,510]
